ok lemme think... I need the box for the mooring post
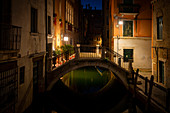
[145,75,154,112]
[166,88,170,112]
[145,77,148,95]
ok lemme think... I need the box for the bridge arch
[47,58,130,91]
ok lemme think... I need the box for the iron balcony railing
[0,23,21,51]
[119,4,140,14]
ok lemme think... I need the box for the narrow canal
[46,66,129,113]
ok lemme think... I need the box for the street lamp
[64,36,68,41]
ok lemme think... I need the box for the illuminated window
[157,17,163,40]
[66,1,74,25]
[123,49,133,62]
[123,21,133,37]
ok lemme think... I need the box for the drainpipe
[45,0,48,90]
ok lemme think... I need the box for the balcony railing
[0,24,21,51]
[119,4,140,14]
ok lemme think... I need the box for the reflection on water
[61,66,114,94]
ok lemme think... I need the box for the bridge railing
[52,49,76,68]
[77,45,102,58]
[104,47,129,70]
[135,73,170,112]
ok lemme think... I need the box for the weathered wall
[114,38,152,69]
[11,0,47,112]
[152,0,170,88]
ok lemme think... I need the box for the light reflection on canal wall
[61,66,114,94]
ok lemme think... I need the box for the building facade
[152,0,170,87]
[106,0,152,70]
[81,5,103,46]
[0,0,53,112]
[53,0,81,50]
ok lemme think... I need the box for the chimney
[95,7,96,10]
[86,4,87,9]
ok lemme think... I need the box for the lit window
[123,49,133,62]
[123,21,133,37]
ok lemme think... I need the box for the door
[33,62,38,98]
[159,61,164,84]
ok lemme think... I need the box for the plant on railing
[61,44,74,60]
[52,49,61,67]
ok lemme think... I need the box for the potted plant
[61,44,74,61]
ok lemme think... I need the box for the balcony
[0,24,21,60]
[119,4,140,15]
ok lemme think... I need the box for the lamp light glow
[64,36,68,41]
[119,21,123,25]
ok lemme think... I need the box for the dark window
[107,16,109,25]
[123,21,133,37]
[48,16,51,34]
[107,30,109,39]
[31,7,38,33]
[159,61,164,84]
[157,17,163,40]
[124,0,133,4]
[20,66,25,84]
[124,49,133,62]
[107,0,109,9]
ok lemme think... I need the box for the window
[66,1,74,25]
[31,7,38,33]
[124,49,133,62]
[159,61,164,84]
[20,66,25,84]
[107,30,109,39]
[124,0,133,4]
[107,0,109,9]
[123,21,133,37]
[107,16,109,25]
[48,16,51,34]
[157,17,163,40]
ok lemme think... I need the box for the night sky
[81,0,102,10]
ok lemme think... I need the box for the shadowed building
[53,0,81,49]
[0,0,53,112]
[152,0,170,88]
[81,5,103,46]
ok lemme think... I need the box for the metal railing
[0,23,21,51]
[119,4,140,14]
[136,73,170,112]
[52,49,76,68]
[104,47,129,69]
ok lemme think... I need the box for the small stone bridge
[47,45,170,113]
[47,58,130,91]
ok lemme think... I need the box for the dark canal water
[25,66,129,113]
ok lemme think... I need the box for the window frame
[48,16,51,34]
[123,20,133,37]
[157,16,163,40]
[20,66,25,85]
[31,7,38,33]
[123,49,133,62]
